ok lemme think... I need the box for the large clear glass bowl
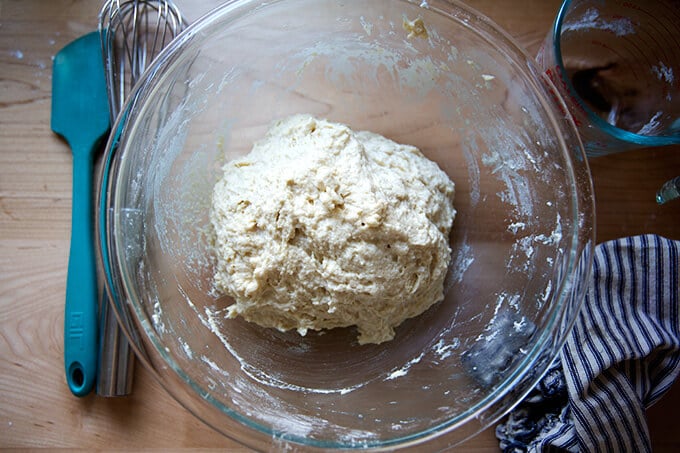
[99,0,595,450]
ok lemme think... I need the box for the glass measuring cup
[536,0,680,157]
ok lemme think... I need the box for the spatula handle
[64,150,98,397]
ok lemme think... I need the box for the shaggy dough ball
[210,115,456,344]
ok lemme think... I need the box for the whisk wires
[99,0,185,120]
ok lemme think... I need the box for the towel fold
[497,235,680,453]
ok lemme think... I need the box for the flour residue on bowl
[199,303,367,395]
[433,336,460,361]
[386,351,426,380]
[183,302,378,442]
[280,37,449,98]
[562,7,635,36]
[120,1,588,446]
[448,240,474,286]
[278,12,492,101]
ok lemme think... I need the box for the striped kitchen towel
[497,234,680,453]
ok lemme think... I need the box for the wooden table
[1,0,678,450]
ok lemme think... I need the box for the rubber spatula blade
[51,31,110,397]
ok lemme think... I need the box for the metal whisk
[97,0,185,397]
[100,0,184,119]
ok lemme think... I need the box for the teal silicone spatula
[51,31,111,397]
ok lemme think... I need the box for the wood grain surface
[1,0,678,451]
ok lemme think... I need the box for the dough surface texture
[210,114,456,344]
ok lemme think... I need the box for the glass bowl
[99,0,595,450]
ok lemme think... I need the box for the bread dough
[403,16,428,40]
[210,114,456,344]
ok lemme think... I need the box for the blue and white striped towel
[497,234,680,452]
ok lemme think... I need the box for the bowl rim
[97,0,596,450]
